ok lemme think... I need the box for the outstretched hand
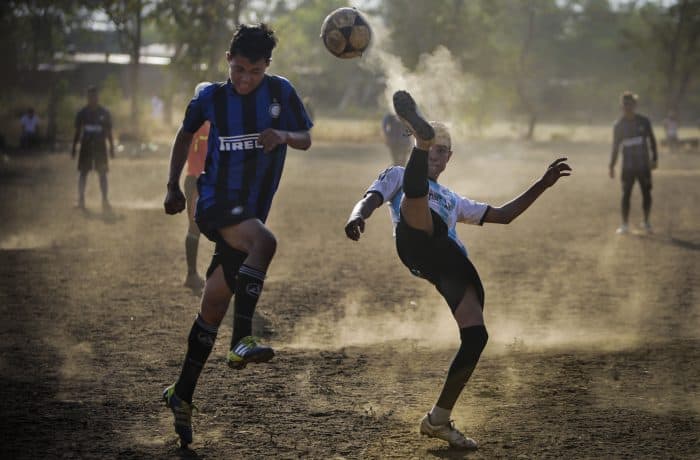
[164,183,186,215]
[541,157,572,188]
[344,215,365,241]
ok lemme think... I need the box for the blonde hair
[430,121,451,149]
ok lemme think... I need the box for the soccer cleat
[616,224,629,235]
[227,336,275,370]
[392,90,435,142]
[163,384,196,448]
[420,414,478,450]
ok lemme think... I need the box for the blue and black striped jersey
[182,75,313,222]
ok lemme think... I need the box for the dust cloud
[361,17,482,135]
[285,290,459,350]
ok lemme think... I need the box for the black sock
[403,147,429,198]
[175,314,218,403]
[185,233,199,275]
[435,325,488,410]
[231,265,266,348]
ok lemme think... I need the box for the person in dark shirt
[162,23,313,448]
[382,112,412,165]
[71,86,115,211]
[609,92,657,234]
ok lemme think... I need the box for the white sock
[428,405,451,426]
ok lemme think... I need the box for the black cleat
[392,90,435,142]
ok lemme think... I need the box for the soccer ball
[320,7,371,59]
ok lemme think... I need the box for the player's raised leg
[217,219,276,369]
[392,90,435,235]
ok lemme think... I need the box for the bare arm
[71,122,81,158]
[647,118,658,167]
[163,127,194,214]
[609,124,621,178]
[483,158,571,225]
[106,127,115,158]
[344,192,383,241]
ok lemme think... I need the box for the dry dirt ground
[0,139,698,459]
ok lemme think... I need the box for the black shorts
[622,168,652,192]
[395,210,485,312]
[195,203,257,244]
[78,148,108,173]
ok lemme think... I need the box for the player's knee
[457,325,488,364]
[255,229,277,259]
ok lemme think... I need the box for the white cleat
[616,224,629,235]
[420,414,478,450]
[640,221,653,234]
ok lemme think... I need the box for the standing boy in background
[609,92,658,234]
[71,86,115,212]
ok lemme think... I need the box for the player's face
[622,100,636,117]
[227,53,269,95]
[428,144,452,179]
[87,92,98,107]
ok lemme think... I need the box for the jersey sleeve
[456,195,490,226]
[182,93,207,134]
[366,166,403,202]
[284,82,313,132]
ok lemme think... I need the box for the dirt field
[0,137,698,459]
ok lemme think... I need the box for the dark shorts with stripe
[395,210,485,312]
[195,202,258,244]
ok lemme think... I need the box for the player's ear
[226,51,232,62]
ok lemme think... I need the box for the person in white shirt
[345,90,572,450]
[20,108,40,150]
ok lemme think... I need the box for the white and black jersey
[365,166,489,256]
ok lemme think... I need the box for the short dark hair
[87,85,98,95]
[228,23,277,62]
[621,91,638,104]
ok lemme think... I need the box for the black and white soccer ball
[320,7,371,59]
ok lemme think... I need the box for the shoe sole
[420,431,478,450]
[227,348,275,370]
[420,421,478,450]
[392,91,435,141]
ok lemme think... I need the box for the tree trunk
[130,0,142,136]
[233,0,244,26]
[516,1,537,140]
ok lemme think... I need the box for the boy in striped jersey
[162,23,313,447]
[609,92,658,234]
